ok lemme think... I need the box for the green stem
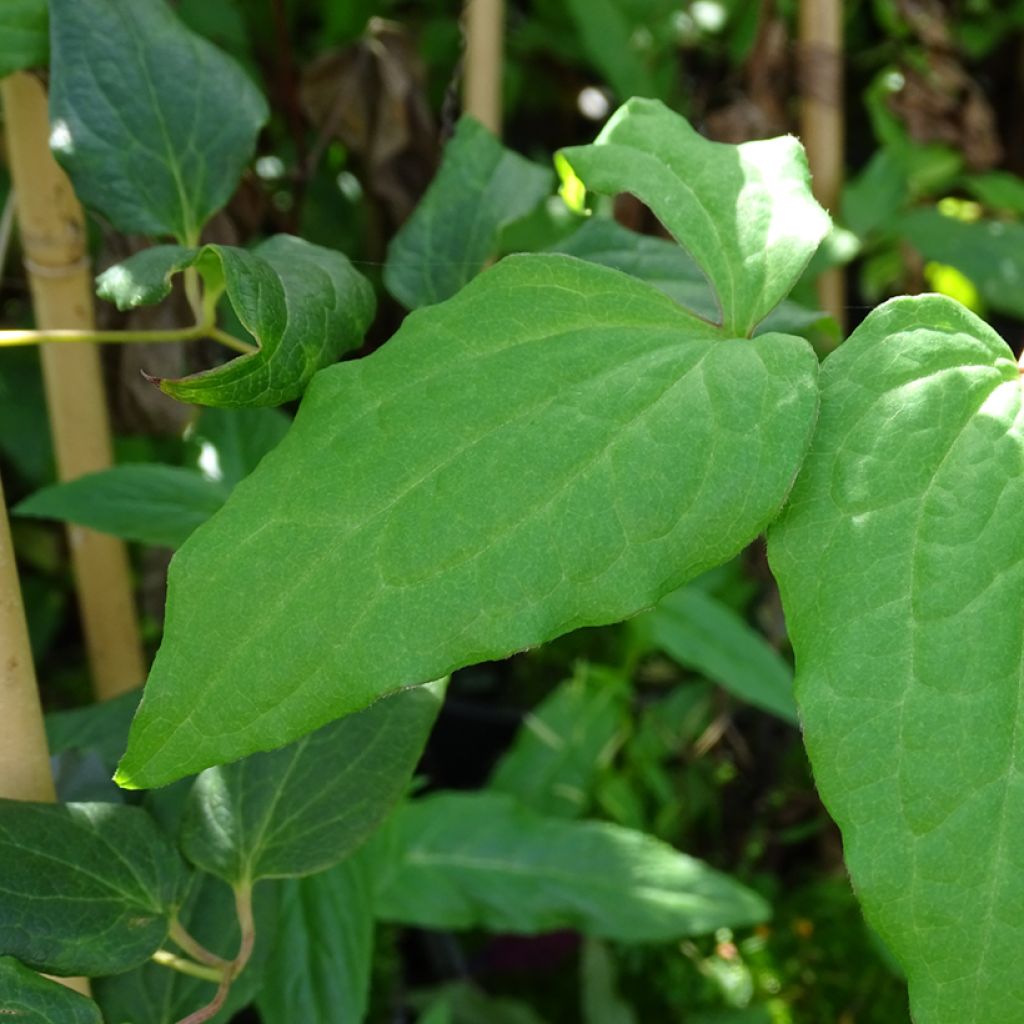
[151,949,224,984]
[169,918,229,969]
[0,324,256,355]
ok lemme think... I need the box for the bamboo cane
[798,0,845,333]
[0,472,90,997]
[2,72,144,699]
[463,0,504,135]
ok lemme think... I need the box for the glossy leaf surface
[180,683,443,883]
[118,254,818,787]
[0,0,47,76]
[489,664,628,817]
[768,295,1024,1024]
[48,0,267,242]
[15,465,228,548]
[559,98,830,335]
[257,853,375,1024]
[638,586,797,722]
[373,792,768,939]
[0,956,102,1024]
[98,236,376,407]
[385,115,553,309]
[0,801,187,975]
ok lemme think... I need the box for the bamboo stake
[0,473,91,997]
[2,72,144,699]
[463,0,504,135]
[798,0,845,334]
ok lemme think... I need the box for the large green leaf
[93,872,278,1024]
[117,253,818,787]
[188,405,291,487]
[257,853,375,1024]
[0,801,188,976]
[0,957,102,1024]
[637,586,797,722]
[48,0,267,243]
[180,682,443,883]
[0,0,48,77]
[488,664,628,817]
[15,465,228,548]
[46,689,142,773]
[768,295,1024,1024]
[373,792,768,939]
[97,236,376,407]
[559,99,830,336]
[384,116,553,310]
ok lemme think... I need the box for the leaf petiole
[151,949,223,984]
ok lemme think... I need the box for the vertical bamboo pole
[798,0,845,334]
[2,72,144,699]
[464,0,504,135]
[0,475,90,998]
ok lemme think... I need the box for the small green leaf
[559,98,830,336]
[48,0,268,242]
[180,682,443,883]
[564,0,658,100]
[420,985,547,1024]
[637,586,797,723]
[0,956,102,1024]
[97,236,376,408]
[15,466,229,548]
[581,939,637,1024]
[768,295,1024,1024]
[117,254,818,788]
[384,116,553,309]
[0,0,48,77]
[93,873,278,1024]
[489,664,628,817]
[0,801,188,976]
[257,852,375,1024]
[373,792,768,939]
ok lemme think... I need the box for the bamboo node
[797,42,843,106]
[21,254,91,278]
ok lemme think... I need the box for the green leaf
[767,295,1024,1024]
[117,253,818,788]
[373,792,769,940]
[0,957,102,1024]
[15,466,229,548]
[180,682,443,883]
[0,0,48,77]
[0,801,188,976]
[489,664,628,817]
[46,689,142,772]
[384,116,553,309]
[559,98,830,336]
[420,985,547,1024]
[257,853,375,1024]
[98,236,376,407]
[637,586,797,723]
[897,207,1024,320]
[48,0,268,242]
[581,939,637,1024]
[189,405,290,487]
[962,170,1024,216]
[550,218,825,339]
[93,872,278,1024]
[564,0,658,100]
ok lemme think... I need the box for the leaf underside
[768,295,1024,1024]
[118,253,818,787]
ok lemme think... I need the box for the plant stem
[231,882,257,979]
[151,950,224,984]
[168,919,230,969]
[0,324,257,354]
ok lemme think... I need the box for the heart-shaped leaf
[768,295,1024,1024]
[559,98,830,336]
[49,0,267,243]
[180,682,444,883]
[117,253,817,787]
[0,800,188,976]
